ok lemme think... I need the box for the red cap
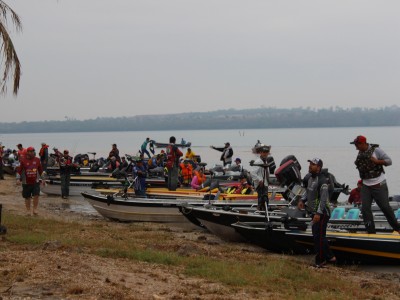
[350,135,367,144]
[27,146,35,152]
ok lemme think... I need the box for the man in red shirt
[16,143,27,163]
[348,180,362,207]
[17,146,44,216]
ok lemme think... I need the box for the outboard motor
[275,158,302,187]
[275,156,304,204]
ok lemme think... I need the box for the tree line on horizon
[1,106,400,134]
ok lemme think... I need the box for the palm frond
[0,0,22,95]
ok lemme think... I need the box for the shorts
[22,183,41,199]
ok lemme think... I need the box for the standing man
[133,159,147,196]
[39,142,49,172]
[166,136,183,191]
[299,158,336,268]
[141,137,152,159]
[0,144,4,180]
[211,142,233,166]
[16,146,44,216]
[347,180,362,207]
[351,135,400,234]
[251,146,271,211]
[16,143,27,163]
[58,149,74,199]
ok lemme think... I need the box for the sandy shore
[1,174,399,299]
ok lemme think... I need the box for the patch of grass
[1,210,394,300]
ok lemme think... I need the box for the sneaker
[328,256,337,263]
[313,262,326,268]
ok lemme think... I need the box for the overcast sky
[1,0,399,122]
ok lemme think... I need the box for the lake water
[1,126,400,201]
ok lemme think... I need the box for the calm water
[1,126,400,201]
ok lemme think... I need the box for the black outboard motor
[275,157,302,187]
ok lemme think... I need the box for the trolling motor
[0,204,7,235]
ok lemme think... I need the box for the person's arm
[372,148,392,166]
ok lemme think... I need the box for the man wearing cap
[39,142,49,172]
[229,157,243,173]
[347,180,362,207]
[16,147,44,216]
[299,158,335,268]
[351,135,400,234]
[57,149,75,199]
[210,142,233,167]
[250,146,271,211]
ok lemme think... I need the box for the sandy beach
[1,174,400,300]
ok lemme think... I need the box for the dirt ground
[0,175,399,300]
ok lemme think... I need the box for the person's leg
[22,184,32,215]
[373,182,400,231]
[65,173,71,197]
[170,167,179,191]
[60,173,66,198]
[361,185,375,233]
[32,183,40,215]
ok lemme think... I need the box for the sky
[1,0,400,122]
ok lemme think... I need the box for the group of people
[247,135,400,268]
[3,134,400,269]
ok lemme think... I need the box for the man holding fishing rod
[250,145,272,211]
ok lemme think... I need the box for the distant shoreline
[1,106,400,134]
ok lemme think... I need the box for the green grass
[1,211,395,300]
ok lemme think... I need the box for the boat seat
[395,208,400,220]
[345,208,360,220]
[330,207,345,220]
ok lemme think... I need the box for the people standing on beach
[299,158,336,268]
[347,180,362,206]
[0,144,4,180]
[350,135,400,234]
[250,146,271,211]
[16,146,44,216]
[166,136,183,191]
[16,143,27,163]
[57,149,74,199]
[210,142,233,167]
[108,143,121,163]
[140,137,152,159]
[39,142,49,172]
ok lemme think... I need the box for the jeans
[256,185,268,211]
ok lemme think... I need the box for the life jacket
[354,144,384,179]
[304,172,331,214]
[166,144,183,170]
[180,163,193,184]
[193,170,206,184]
[39,145,48,158]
